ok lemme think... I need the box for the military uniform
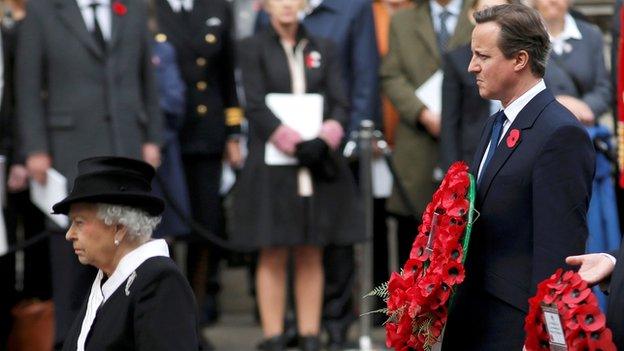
[154,0,242,324]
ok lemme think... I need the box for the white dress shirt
[477,79,546,180]
[429,0,463,36]
[76,239,170,351]
[76,0,112,41]
[166,0,193,12]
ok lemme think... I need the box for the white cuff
[600,253,617,266]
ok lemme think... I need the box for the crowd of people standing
[0,0,623,350]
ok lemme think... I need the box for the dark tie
[478,111,506,185]
[437,10,452,54]
[89,2,106,51]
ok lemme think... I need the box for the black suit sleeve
[218,2,243,136]
[531,124,595,288]
[15,3,49,156]
[238,37,281,142]
[323,40,349,128]
[440,53,463,170]
[133,269,199,350]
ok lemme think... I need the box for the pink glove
[319,120,344,150]
[269,125,303,155]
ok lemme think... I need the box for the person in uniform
[152,0,243,326]
[55,156,199,351]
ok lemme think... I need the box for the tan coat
[381,0,474,215]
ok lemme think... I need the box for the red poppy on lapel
[507,129,520,148]
[305,51,321,69]
[112,1,127,16]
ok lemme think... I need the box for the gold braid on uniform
[225,107,244,126]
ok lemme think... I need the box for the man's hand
[566,253,615,285]
[319,119,344,150]
[225,138,243,169]
[269,125,302,156]
[8,164,29,193]
[556,95,595,125]
[142,143,161,169]
[26,152,52,184]
[418,108,441,137]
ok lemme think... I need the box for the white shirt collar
[166,0,193,12]
[430,0,462,18]
[502,79,547,124]
[76,239,170,351]
[76,0,111,9]
[550,14,582,55]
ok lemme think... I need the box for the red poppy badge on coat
[305,51,321,69]
[112,1,127,16]
[507,129,520,148]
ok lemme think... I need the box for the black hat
[52,156,165,216]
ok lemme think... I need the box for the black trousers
[182,155,224,312]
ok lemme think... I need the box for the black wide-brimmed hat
[52,156,165,216]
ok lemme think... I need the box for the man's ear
[513,50,530,72]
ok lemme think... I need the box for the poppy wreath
[367,162,476,351]
[524,269,616,351]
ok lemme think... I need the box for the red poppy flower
[587,328,617,351]
[573,304,606,332]
[507,128,520,148]
[112,1,127,16]
[561,285,591,305]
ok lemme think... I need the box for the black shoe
[326,328,347,351]
[257,335,286,351]
[298,335,321,351]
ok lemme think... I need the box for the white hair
[96,204,161,243]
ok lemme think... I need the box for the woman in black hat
[54,156,199,351]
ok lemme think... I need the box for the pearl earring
[114,239,120,246]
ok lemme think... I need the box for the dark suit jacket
[256,0,380,132]
[543,19,612,117]
[608,246,624,349]
[443,89,595,350]
[62,257,199,351]
[439,44,491,171]
[0,24,16,162]
[16,0,163,182]
[154,0,241,156]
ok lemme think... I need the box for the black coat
[62,257,199,351]
[0,24,17,162]
[154,0,241,156]
[439,44,491,171]
[230,26,363,248]
[608,246,624,349]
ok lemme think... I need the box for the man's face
[66,203,116,269]
[468,22,517,102]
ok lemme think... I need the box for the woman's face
[265,0,305,26]
[66,203,117,271]
[533,0,569,23]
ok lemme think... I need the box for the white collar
[77,239,169,351]
[502,79,546,123]
[166,0,193,12]
[101,239,170,302]
[76,0,110,9]
[309,0,323,9]
[551,14,582,42]
[430,0,462,18]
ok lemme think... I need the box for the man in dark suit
[153,0,243,328]
[16,0,163,345]
[441,4,594,350]
[566,251,624,349]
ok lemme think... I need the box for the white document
[264,93,324,165]
[372,157,393,198]
[415,70,443,115]
[30,168,68,228]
